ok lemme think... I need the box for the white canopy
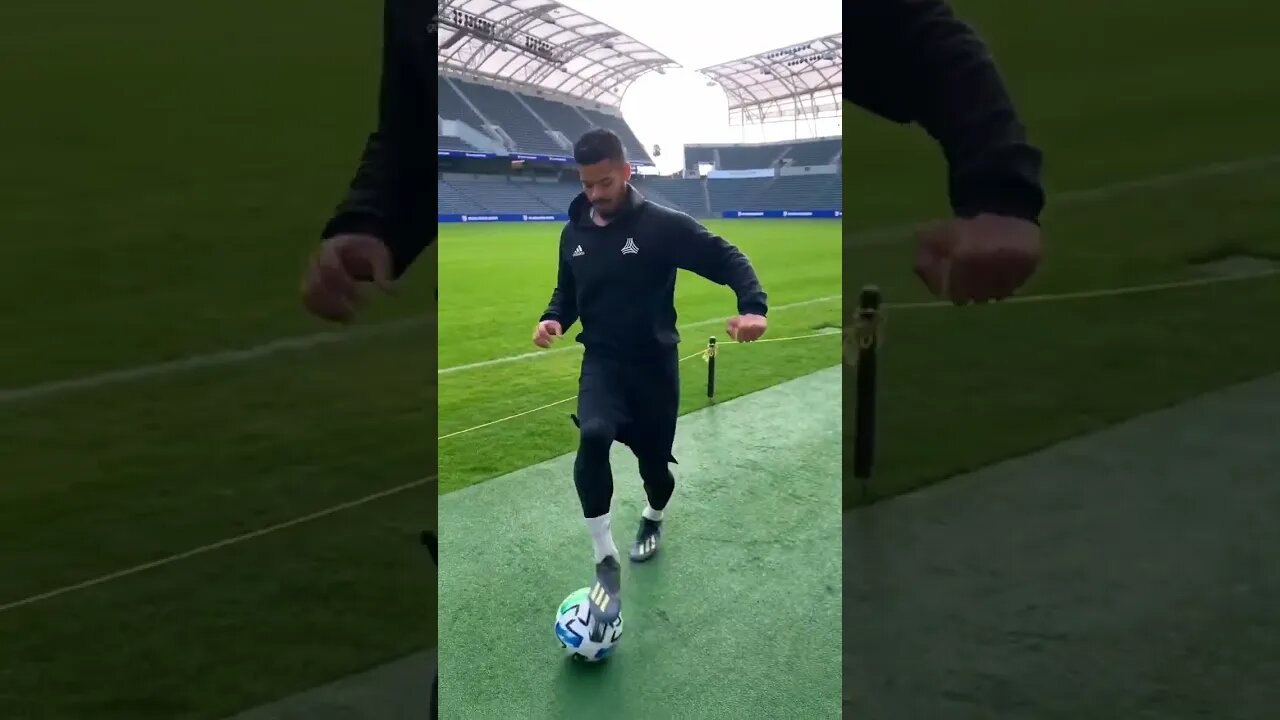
[698,33,842,123]
[437,0,679,108]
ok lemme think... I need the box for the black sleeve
[539,238,579,329]
[670,215,769,317]
[321,0,430,278]
[846,0,1045,222]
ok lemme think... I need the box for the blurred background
[842,1,1280,717]
[0,2,435,718]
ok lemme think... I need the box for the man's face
[578,160,632,217]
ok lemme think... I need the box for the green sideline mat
[845,372,1280,719]
[439,365,842,719]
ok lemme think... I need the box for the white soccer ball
[554,586,623,662]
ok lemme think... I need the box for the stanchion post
[706,336,717,399]
[852,286,882,479]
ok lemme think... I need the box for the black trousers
[572,347,680,518]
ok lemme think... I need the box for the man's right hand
[533,319,562,348]
[301,233,396,322]
[913,214,1042,305]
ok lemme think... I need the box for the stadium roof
[436,0,679,108]
[697,33,842,122]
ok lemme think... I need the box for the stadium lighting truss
[436,0,679,108]
[697,33,842,125]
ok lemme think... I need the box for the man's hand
[302,233,396,322]
[726,314,767,342]
[914,214,1042,305]
[533,319,563,348]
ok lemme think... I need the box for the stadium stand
[437,173,842,217]
[437,1,842,219]
[684,138,842,172]
[439,78,656,163]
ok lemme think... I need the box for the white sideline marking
[843,153,1280,248]
[438,271,1279,441]
[0,317,430,406]
[437,293,841,375]
[884,270,1280,310]
[4,267,1276,613]
[0,475,437,615]
[1,152,1277,406]
[439,346,715,440]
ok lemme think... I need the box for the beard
[593,200,620,219]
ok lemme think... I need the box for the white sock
[642,504,665,522]
[586,513,619,563]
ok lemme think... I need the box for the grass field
[841,0,1280,507]
[437,219,842,495]
[2,0,1279,717]
[1,2,434,718]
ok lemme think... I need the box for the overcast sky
[559,0,842,172]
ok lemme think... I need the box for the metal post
[706,336,717,398]
[853,286,882,479]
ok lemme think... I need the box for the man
[848,0,1046,304]
[296,5,429,711]
[302,0,429,321]
[534,128,768,632]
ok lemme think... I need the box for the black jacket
[321,0,430,278]
[541,185,768,358]
[848,0,1045,222]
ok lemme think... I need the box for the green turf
[437,219,842,494]
[0,0,423,389]
[439,367,841,719]
[0,3,435,718]
[841,0,1280,507]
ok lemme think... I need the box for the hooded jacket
[540,185,768,359]
[321,0,430,279]
[848,0,1045,222]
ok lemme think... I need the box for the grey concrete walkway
[220,650,434,720]
[844,373,1280,719]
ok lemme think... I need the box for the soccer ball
[554,587,623,662]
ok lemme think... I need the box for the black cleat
[629,518,662,562]
[587,555,621,639]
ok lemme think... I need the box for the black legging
[574,415,675,518]
[572,348,680,518]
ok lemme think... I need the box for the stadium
[435,0,843,717]
[5,0,1280,718]
[435,6,842,222]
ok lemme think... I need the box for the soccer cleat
[587,555,621,640]
[629,518,662,562]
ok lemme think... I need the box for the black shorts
[572,347,680,463]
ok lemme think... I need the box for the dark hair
[573,128,626,166]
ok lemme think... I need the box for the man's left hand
[914,214,1042,305]
[727,314,767,342]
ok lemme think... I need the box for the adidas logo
[621,238,639,255]
[572,245,584,257]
